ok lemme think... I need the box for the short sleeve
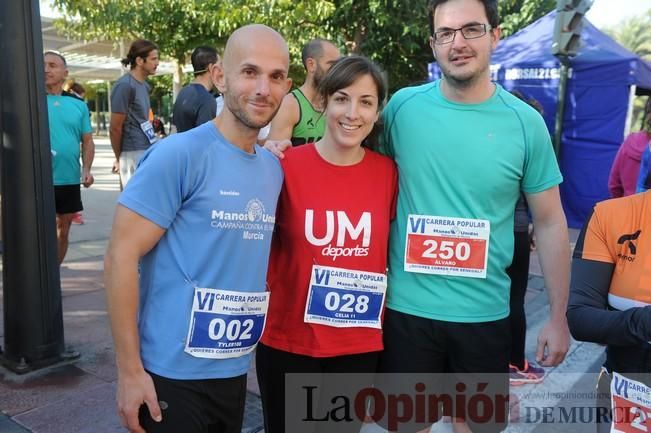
[573,207,615,264]
[378,100,396,158]
[521,113,563,194]
[81,104,92,134]
[111,80,131,114]
[118,138,195,229]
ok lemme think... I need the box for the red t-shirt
[261,144,398,357]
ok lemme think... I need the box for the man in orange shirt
[568,191,651,433]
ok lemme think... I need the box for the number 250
[422,240,471,261]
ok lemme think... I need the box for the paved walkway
[0,137,604,433]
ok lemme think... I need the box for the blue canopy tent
[428,11,651,228]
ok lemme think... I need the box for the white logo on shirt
[210,199,276,241]
[219,190,240,196]
[304,210,371,261]
[246,199,265,222]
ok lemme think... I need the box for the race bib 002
[185,287,269,359]
[404,214,490,279]
[610,372,651,433]
[304,265,386,329]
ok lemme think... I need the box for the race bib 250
[404,214,490,279]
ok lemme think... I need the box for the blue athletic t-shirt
[47,94,92,185]
[118,121,283,380]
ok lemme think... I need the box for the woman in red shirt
[257,56,398,433]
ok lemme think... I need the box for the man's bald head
[215,24,292,137]
[222,24,289,71]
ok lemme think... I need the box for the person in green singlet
[267,38,340,146]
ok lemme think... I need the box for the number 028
[324,292,370,314]
[422,239,471,261]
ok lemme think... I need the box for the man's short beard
[230,106,272,130]
[225,95,279,131]
[313,65,325,89]
[441,62,489,90]
[443,73,475,89]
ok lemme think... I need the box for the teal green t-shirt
[47,94,92,185]
[380,81,562,322]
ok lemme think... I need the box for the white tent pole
[119,40,126,77]
[624,85,636,137]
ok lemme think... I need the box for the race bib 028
[404,214,490,279]
[304,265,386,329]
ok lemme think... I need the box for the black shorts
[377,308,510,433]
[54,184,82,215]
[138,371,247,433]
[256,343,380,433]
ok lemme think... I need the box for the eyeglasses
[433,24,492,45]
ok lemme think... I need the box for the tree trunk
[172,61,183,102]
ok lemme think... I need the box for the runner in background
[266,38,340,146]
[63,81,90,226]
[172,46,218,133]
[110,39,159,189]
[568,191,651,433]
[609,98,651,197]
[44,51,95,265]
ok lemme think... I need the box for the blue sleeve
[637,146,650,193]
[118,137,197,229]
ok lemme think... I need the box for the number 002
[208,318,254,341]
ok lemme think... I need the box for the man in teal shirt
[377,0,571,431]
[44,51,95,264]
[263,2,571,430]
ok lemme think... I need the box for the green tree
[499,0,556,38]
[52,0,224,97]
[604,9,651,131]
[325,0,431,93]
[49,0,556,97]
[50,2,223,61]
[604,10,651,60]
[50,0,334,94]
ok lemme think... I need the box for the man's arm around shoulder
[105,205,166,433]
[525,186,571,367]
